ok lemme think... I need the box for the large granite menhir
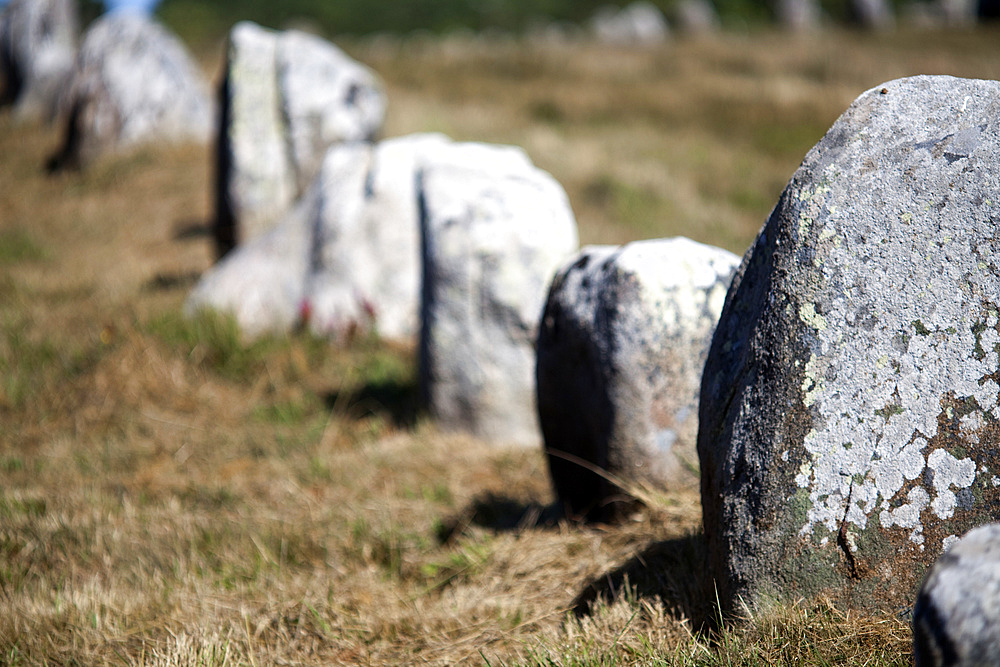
[537,238,739,520]
[420,143,579,448]
[699,75,1000,614]
[215,21,385,256]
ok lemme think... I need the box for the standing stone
[537,238,739,520]
[305,133,450,342]
[215,21,385,256]
[187,133,448,341]
[699,75,1000,614]
[914,524,1000,667]
[0,0,78,122]
[420,143,579,447]
[673,0,722,34]
[590,2,670,46]
[51,13,213,169]
[776,0,821,30]
[851,0,895,29]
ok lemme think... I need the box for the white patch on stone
[942,534,959,552]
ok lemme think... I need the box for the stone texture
[698,75,1000,614]
[537,238,739,520]
[188,133,448,341]
[51,12,212,169]
[419,143,579,447]
[0,0,78,122]
[590,2,670,46]
[215,21,385,256]
[914,523,1000,667]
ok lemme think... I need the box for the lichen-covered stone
[52,13,212,169]
[420,142,579,447]
[699,75,1000,614]
[914,523,1000,667]
[0,0,78,122]
[215,21,385,255]
[188,133,447,341]
[537,238,739,520]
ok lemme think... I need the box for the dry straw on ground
[3,24,999,665]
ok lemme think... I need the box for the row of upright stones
[6,1,1000,658]
[0,0,213,167]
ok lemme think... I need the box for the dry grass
[3,24,998,665]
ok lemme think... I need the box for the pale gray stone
[419,142,579,447]
[306,133,451,342]
[537,238,739,520]
[52,13,212,169]
[0,0,78,122]
[699,75,1000,614]
[914,523,1000,666]
[673,0,721,34]
[215,21,385,255]
[776,0,821,30]
[851,0,895,29]
[189,133,448,341]
[590,2,670,46]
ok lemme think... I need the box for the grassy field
[2,23,999,665]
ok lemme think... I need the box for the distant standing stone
[776,0,821,30]
[419,143,579,447]
[537,238,739,520]
[673,0,721,34]
[590,2,670,46]
[699,75,1000,614]
[215,21,385,256]
[0,0,78,122]
[914,524,1000,667]
[51,13,212,169]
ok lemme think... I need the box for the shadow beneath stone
[324,377,419,430]
[142,270,202,292]
[572,533,713,631]
[436,493,562,543]
[173,219,213,241]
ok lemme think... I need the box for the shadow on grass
[436,493,563,543]
[572,533,713,631]
[143,271,203,292]
[173,219,213,241]
[323,377,419,430]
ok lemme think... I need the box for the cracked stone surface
[698,75,1000,613]
[537,238,738,520]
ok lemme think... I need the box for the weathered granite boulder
[50,13,212,169]
[776,0,821,30]
[420,143,579,447]
[0,0,78,122]
[699,75,1000,614]
[188,133,448,341]
[913,523,1000,667]
[215,21,385,256]
[537,238,739,520]
[590,2,670,46]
